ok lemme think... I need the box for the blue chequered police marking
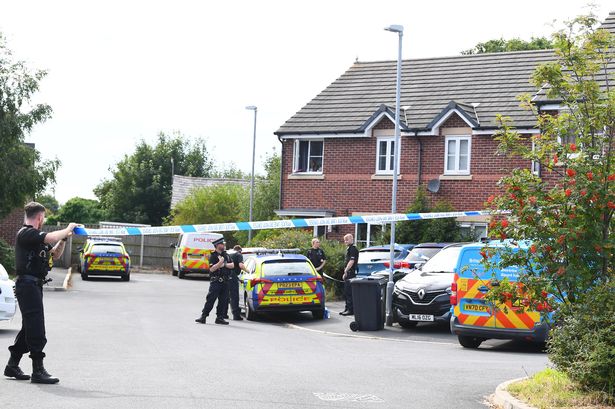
[73,210,495,236]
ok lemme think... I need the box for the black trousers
[227,273,240,317]
[201,280,229,319]
[9,279,47,360]
[344,276,355,313]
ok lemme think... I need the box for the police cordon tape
[72,210,497,236]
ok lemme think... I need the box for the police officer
[4,202,78,384]
[306,238,326,272]
[340,234,359,316]
[227,245,247,321]
[195,237,234,325]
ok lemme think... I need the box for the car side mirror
[77,246,83,252]
[169,243,176,248]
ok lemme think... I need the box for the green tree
[484,14,614,395]
[95,132,212,225]
[0,33,59,218]
[46,197,105,225]
[461,36,553,55]
[168,183,248,245]
[252,152,280,221]
[36,193,60,213]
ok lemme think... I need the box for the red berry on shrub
[566,169,576,177]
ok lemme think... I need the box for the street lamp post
[246,105,258,244]
[384,24,403,326]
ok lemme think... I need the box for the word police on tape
[73,210,495,236]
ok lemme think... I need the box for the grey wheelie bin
[349,276,387,331]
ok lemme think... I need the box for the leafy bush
[548,282,615,398]
[0,239,15,275]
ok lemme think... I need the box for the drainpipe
[416,131,422,187]
[277,135,284,211]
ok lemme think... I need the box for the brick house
[274,12,615,245]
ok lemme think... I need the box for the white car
[0,263,16,321]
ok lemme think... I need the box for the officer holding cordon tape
[195,237,234,325]
[4,202,79,384]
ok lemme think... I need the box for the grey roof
[171,175,250,208]
[276,12,615,136]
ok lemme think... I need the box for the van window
[421,246,462,273]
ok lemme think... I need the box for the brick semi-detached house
[274,12,615,245]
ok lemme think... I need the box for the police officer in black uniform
[4,202,78,384]
[195,237,234,325]
[306,238,327,272]
[226,245,246,321]
[340,234,359,316]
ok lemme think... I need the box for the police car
[239,251,326,321]
[78,237,131,281]
[0,263,16,322]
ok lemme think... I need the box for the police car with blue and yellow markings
[78,237,131,281]
[239,251,326,320]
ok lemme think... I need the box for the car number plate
[464,304,490,313]
[409,314,434,322]
[277,282,299,288]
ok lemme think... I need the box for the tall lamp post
[384,24,403,326]
[246,105,258,244]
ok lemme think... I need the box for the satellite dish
[427,179,440,193]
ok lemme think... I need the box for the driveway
[0,272,548,409]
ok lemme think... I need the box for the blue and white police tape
[72,210,495,236]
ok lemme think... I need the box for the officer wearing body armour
[195,237,234,325]
[4,202,78,384]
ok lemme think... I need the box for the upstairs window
[376,137,400,174]
[444,136,471,175]
[293,140,323,173]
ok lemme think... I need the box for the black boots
[31,359,59,384]
[195,315,207,324]
[4,353,30,380]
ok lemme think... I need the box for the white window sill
[371,174,402,180]
[440,174,473,180]
[288,173,324,180]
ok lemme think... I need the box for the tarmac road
[0,272,548,409]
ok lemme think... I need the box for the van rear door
[454,246,496,329]
[492,263,540,332]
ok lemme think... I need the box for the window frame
[292,139,324,174]
[375,137,400,175]
[444,135,472,175]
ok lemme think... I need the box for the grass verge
[507,368,614,409]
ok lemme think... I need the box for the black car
[392,244,463,328]
[370,243,449,282]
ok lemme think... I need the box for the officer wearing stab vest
[195,237,234,325]
[4,202,78,384]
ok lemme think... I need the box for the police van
[171,233,223,279]
[449,242,551,348]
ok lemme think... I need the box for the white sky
[0,0,611,203]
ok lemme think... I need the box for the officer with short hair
[4,202,78,384]
[340,234,359,316]
[195,237,234,325]
[227,245,247,321]
[306,238,326,272]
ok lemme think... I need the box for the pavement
[0,272,548,409]
[43,268,71,292]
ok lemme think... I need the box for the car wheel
[245,294,257,321]
[458,335,484,349]
[81,273,88,281]
[172,262,178,277]
[312,308,325,320]
[122,273,130,282]
[178,267,185,279]
[398,320,418,329]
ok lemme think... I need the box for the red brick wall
[0,208,23,245]
[280,113,535,240]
